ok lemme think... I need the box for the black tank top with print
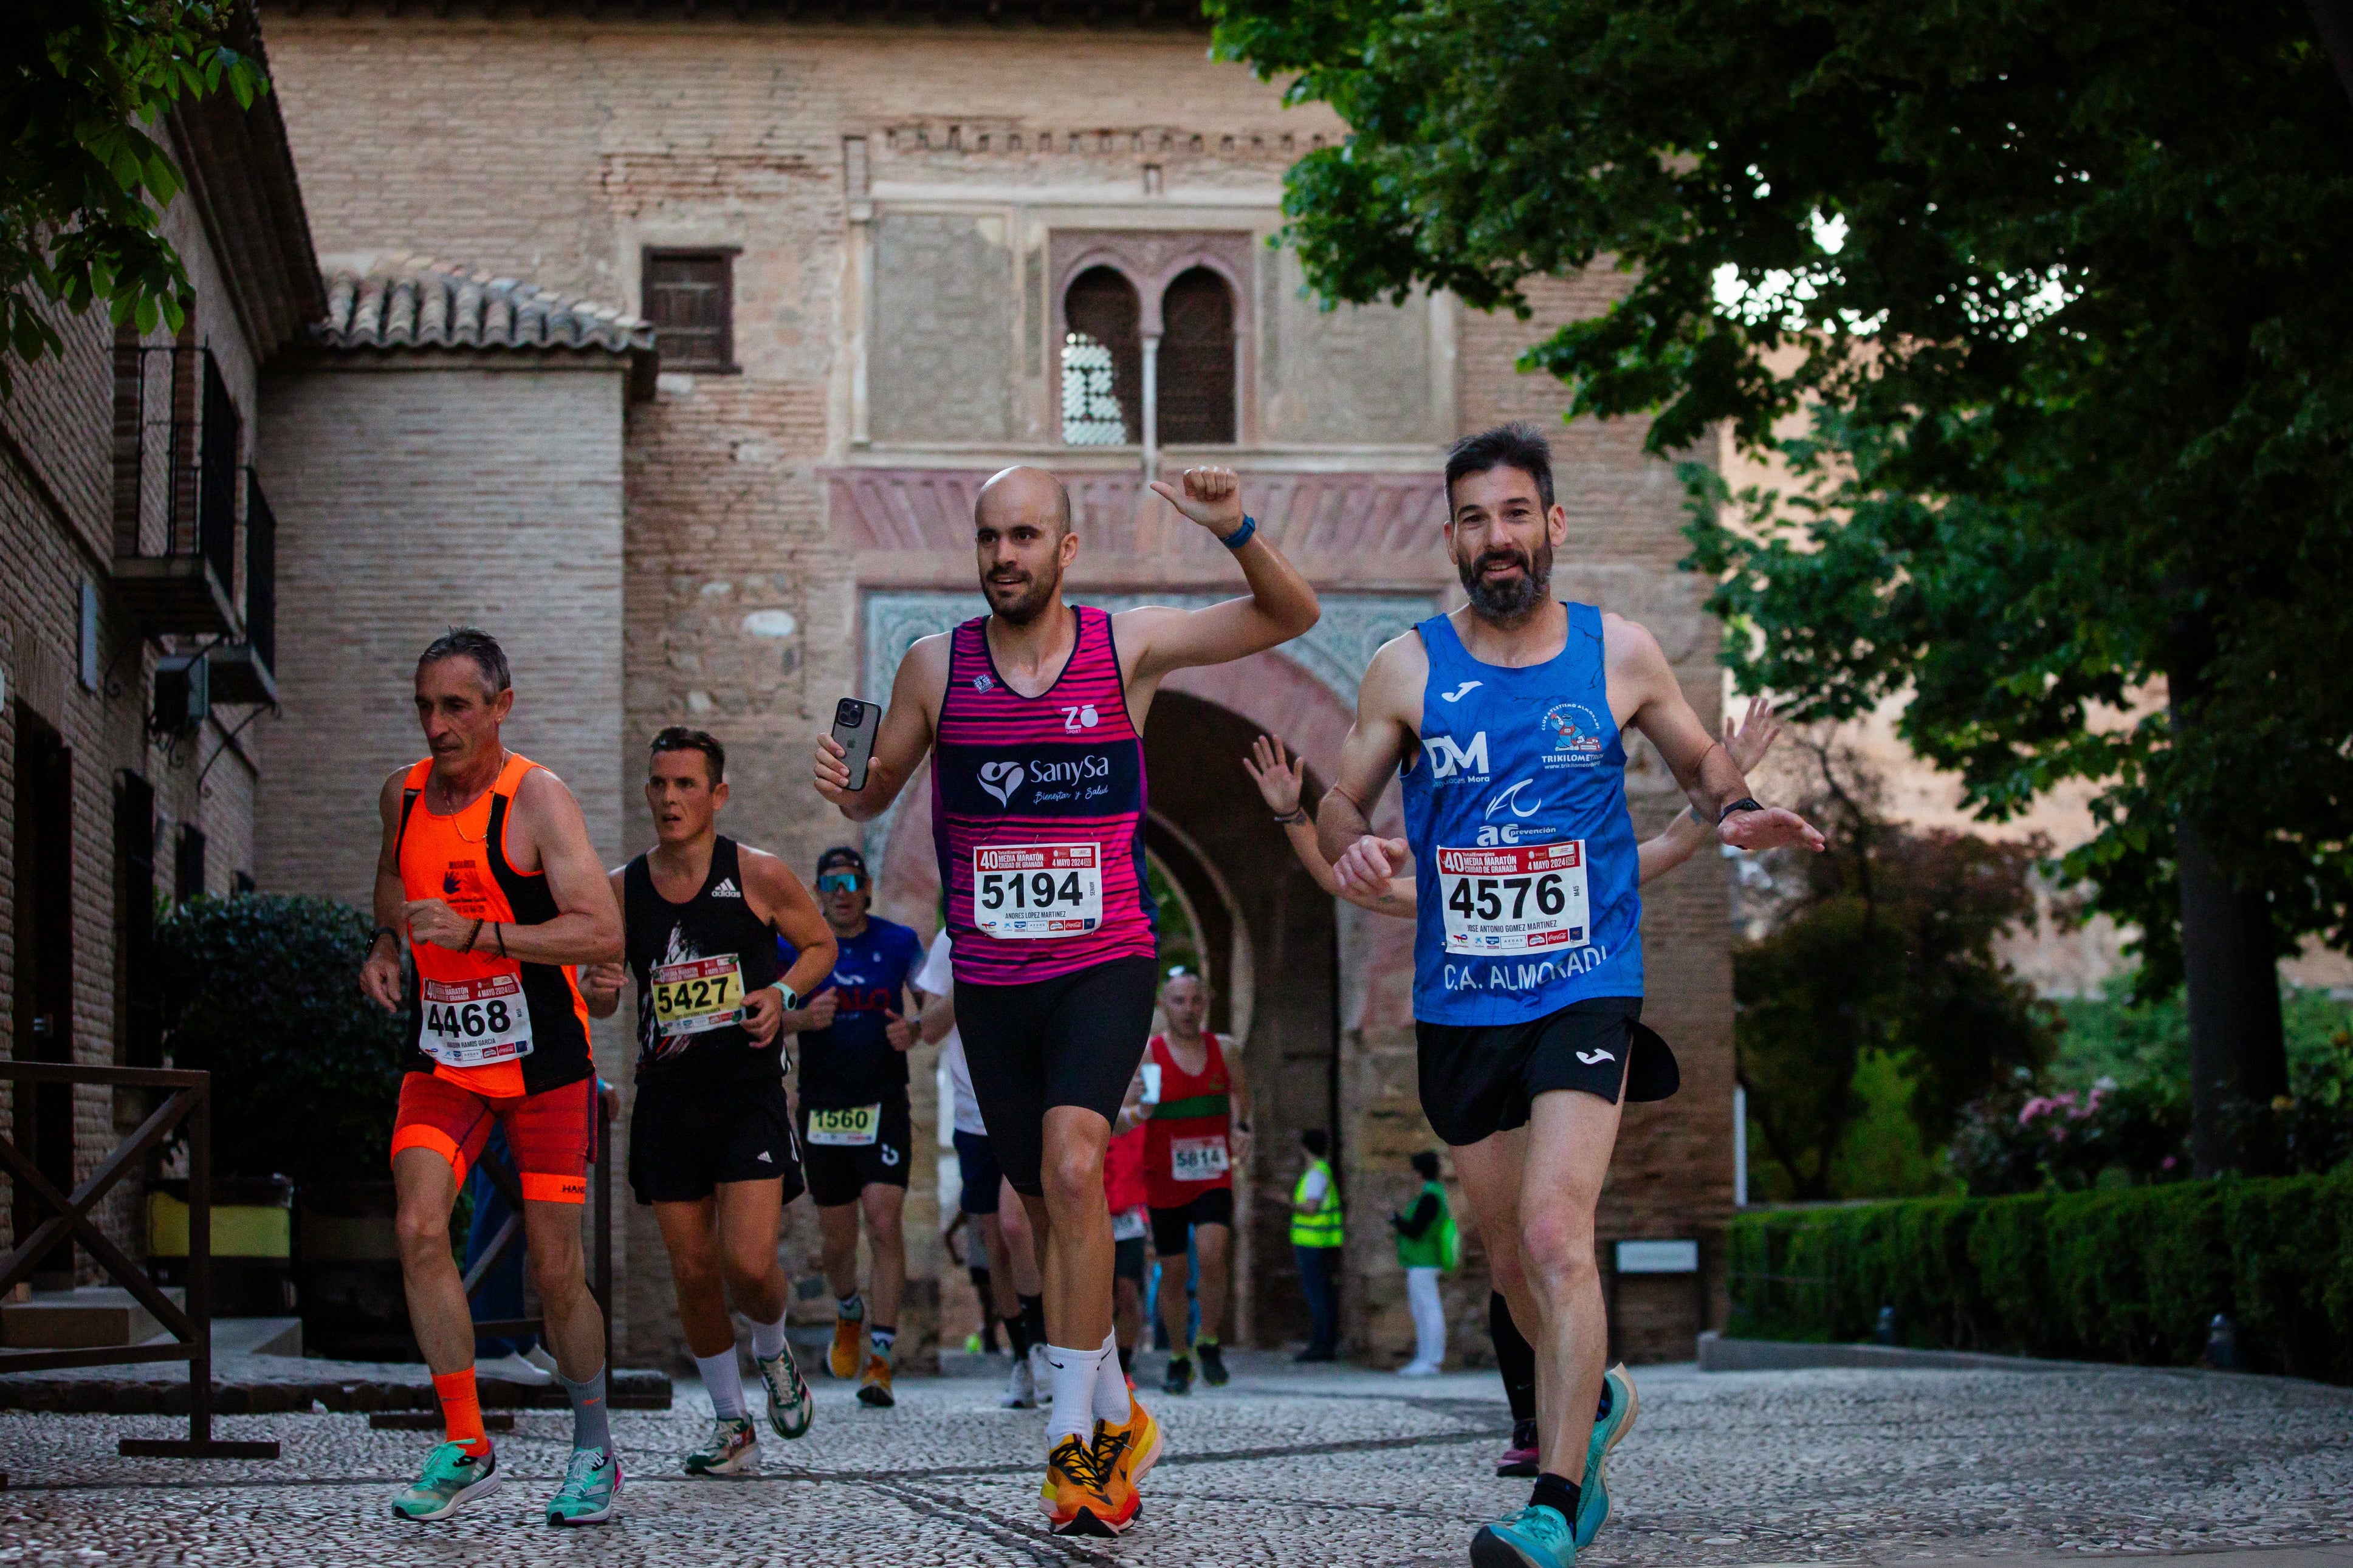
[623,835,782,1095]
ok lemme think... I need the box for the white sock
[1043,1342,1104,1445]
[749,1312,789,1363]
[696,1349,747,1420]
[1091,1326,1132,1426]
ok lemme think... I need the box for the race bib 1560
[420,972,535,1068]
[806,1103,881,1146]
[972,844,1102,939]
[1437,840,1590,956]
[650,954,745,1038]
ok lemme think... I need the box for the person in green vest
[1290,1129,1344,1361]
[1390,1149,1457,1375]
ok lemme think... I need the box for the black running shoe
[1162,1355,1193,1396]
[1197,1341,1229,1386]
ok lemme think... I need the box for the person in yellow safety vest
[1290,1129,1344,1361]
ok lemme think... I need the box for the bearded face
[1454,529,1554,622]
[981,546,1062,625]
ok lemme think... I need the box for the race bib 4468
[1438,840,1590,956]
[419,972,535,1068]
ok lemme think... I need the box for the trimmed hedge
[1725,1168,2353,1382]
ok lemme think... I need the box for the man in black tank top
[582,728,838,1476]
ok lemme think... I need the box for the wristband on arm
[1717,797,1766,824]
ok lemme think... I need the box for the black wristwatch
[1717,797,1767,824]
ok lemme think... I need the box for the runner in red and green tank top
[1140,970,1249,1395]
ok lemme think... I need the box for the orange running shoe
[828,1310,864,1380]
[1039,1432,1135,1537]
[1094,1393,1161,1515]
[857,1352,895,1408]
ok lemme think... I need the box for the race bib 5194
[420,972,535,1069]
[1437,840,1590,956]
[972,844,1101,940]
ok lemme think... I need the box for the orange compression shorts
[390,1071,595,1205]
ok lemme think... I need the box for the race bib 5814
[1170,1135,1230,1184]
[1437,840,1590,956]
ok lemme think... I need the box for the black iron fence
[241,468,277,677]
[112,345,239,589]
[0,1063,278,1460]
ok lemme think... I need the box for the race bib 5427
[1437,840,1590,956]
[650,954,745,1038]
[972,844,1101,940]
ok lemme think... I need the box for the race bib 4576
[1438,840,1590,956]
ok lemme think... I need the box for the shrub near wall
[1725,1169,2353,1383]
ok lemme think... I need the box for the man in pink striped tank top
[814,464,1319,1537]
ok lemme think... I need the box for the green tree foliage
[2,1,269,397]
[1209,0,2353,1135]
[156,894,407,1185]
[1737,741,2053,1199]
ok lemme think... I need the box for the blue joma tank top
[1400,603,1643,1025]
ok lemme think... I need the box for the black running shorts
[1114,1235,1147,1284]
[1414,996,1678,1149]
[1149,1187,1235,1256]
[628,1077,804,1207]
[955,955,1158,1197]
[953,1129,1001,1216]
[798,1094,913,1208]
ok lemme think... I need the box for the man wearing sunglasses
[777,845,927,1409]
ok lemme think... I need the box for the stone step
[0,1287,186,1350]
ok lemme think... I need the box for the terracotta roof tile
[317,258,653,355]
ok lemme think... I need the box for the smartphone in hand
[830,697,884,793]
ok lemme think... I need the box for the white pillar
[1733,1084,1749,1207]
[1141,333,1160,481]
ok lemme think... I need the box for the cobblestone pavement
[0,1353,2348,1566]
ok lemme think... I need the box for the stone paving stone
[0,1355,2344,1566]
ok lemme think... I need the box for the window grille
[642,250,735,370]
[1156,267,1235,445]
[1060,265,1141,445]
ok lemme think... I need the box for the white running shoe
[521,1344,562,1379]
[1028,1342,1052,1412]
[1002,1349,1037,1409]
[1396,1360,1441,1377]
[473,1351,554,1387]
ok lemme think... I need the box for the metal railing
[112,345,240,590]
[0,1064,278,1460]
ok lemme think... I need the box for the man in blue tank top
[1317,423,1824,1568]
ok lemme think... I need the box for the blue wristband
[1221,513,1257,550]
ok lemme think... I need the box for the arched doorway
[1140,690,1338,1349]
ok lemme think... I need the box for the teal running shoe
[682,1415,758,1476]
[390,1440,500,1521]
[545,1445,621,1525]
[1472,1503,1575,1568]
[757,1347,814,1442]
[1576,1361,1641,1549]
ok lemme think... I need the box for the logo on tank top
[1441,680,1483,702]
[973,673,994,692]
[442,871,462,895]
[1060,704,1100,732]
[710,878,741,899]
[1541,703,1608,769]
[978,761,1026,806]
[1421,731,1490,783]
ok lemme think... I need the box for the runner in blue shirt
[777,845,927,1409]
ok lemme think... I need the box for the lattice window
[642,249,735,370]
[1061,265,1141,445]
[1156,266,1235,445]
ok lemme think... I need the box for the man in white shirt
[918,930,1048,1408]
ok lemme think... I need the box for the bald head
[976,465,1073,538]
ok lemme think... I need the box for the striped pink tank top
[932,606,1157,986]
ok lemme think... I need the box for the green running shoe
[1471,1503,1575,1568]
[1575,1362,1640,1549]
[682,1415,758,1476]
[757,1347,814,1441]
[390,1440,500,1522]
[545,1445,621,1526]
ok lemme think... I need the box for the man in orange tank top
[1140,968,1249,1395]
[358,629,628,1526]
